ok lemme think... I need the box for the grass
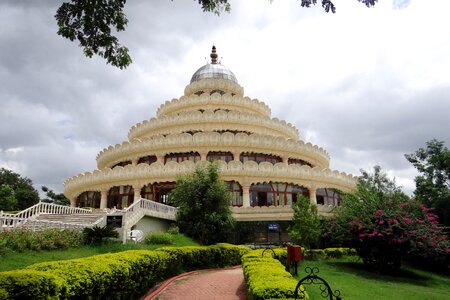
[0,233,199,272]
[294,256,450,300]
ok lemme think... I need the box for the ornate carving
[157,89,271,118]
[64,161,356,200]
[128,109,298,141]
[96,132,330,169]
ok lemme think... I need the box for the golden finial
[210,45,218,64]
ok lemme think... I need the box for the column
[100,190,108,209]
[70,197,76,207]
[309,187,317,205]
[242,185,250,207]
[200,152,207,161]
[233,151,240,161]
[133,185,141,203]
[131,158,138,166]
[157,155,165,164]
[283,156,289,165]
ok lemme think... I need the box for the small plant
[167,224,179,235]
[83,225,119,245]
[145,232,174,245]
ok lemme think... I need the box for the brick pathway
[144,266,247,300]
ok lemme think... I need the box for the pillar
[200,152,207,161]
[157,155,165,163]
[242,185,250,207]
[70,197,76,207]
[309,187,317,205]
[233,151,241,162]
[283,156,289,165]
[133,185,141,203]
[100,190,108,209]
[131,158,138,166]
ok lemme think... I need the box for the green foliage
[170,163,234,245]
[288,195,321,249]
[329,166,450,272]
[0,168,39,210]
[82,225,119,245]
[0,244,250,299]
[0,186,17,211]
[242,250,301,300]
[0,229,83,253]
[405,139,450,226]
[144,232,174,245]
[40,186,69,206]
[54,1,377,69]
[166,224,180,235]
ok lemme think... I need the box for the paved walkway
[143,266,247,300]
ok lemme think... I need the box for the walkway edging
[142,265,243,300]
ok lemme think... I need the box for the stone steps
[34,213,105,225]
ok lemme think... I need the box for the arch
[165,151,200,163]
[240,152,282,165]
[226,180,242,207]
[207,151,233,163]
[138,155,157,165]
[76,191,101,208]
[153,182,176,204]
[112,160,132,168]
[316,188,342,206]
[108,185,134,209]
[249,182,308,207]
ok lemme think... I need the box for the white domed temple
[64,46,356,225]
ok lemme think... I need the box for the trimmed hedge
[0,244,250,300]
[242,250,301,300]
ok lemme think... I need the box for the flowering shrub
[344,200,450,271]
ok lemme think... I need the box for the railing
[123,198,178,224]
[122,198,178,243]
[0,216,92,231]
[0,202,94,231]
[1,202,91,220]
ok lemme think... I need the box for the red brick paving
[144,266,247,300]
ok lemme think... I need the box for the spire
[210,45,218,64]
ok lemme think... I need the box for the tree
[0,168,40,210]
[405,139,450,227]
[288,195,321,249]
[0,186,17,211]
[55,0,378,69]
[41,186,70,206]
[169,163,234,245]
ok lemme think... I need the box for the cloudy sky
[1,0,449,197]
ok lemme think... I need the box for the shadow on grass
[326,261,434,286]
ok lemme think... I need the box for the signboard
[268,223,279,231]
[106,215,123,228]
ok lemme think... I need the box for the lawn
[0,233,198,272]
[295,256,450,300]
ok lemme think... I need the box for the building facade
[64,46,356,222]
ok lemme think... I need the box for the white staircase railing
[122,198,178,243]
[0,217,92,231]
[0,202,93,231]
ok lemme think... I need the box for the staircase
[0,202,101,231]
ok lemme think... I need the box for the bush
[0,229,83,252]
[166,224,179,235]
[83,225,118,245]
[145,232,174,245]
[242,250,301,300]
[0,244,250,300]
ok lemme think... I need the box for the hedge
[0,244,250,300]
[242,250,302,300]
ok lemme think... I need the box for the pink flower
[358,233,365,238]
[376,210,383,217]
[417,219,423,224]
[379,220,384,225]
[404,217,413,224]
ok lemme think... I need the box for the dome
[190,46,238,84]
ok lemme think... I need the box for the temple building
[64,46,356,224]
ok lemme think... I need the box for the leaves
[288,195,321,248]
[169,163,234,245]
[55,0,378,69]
